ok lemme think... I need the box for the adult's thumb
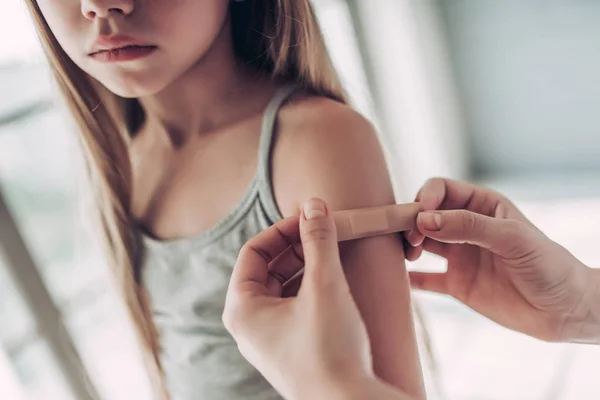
[300,198,345,287]
[417,209,529,256]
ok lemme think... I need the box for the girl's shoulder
[272,92,396,217]
[279,92,375,142]
[276,92,380,158]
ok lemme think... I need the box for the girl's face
[37,0,231,97]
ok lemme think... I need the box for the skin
[406,178,600,344]
[223,198,415,400]
[38,0,426,396]
[225,185,600,399]
[272,97,425,397]
[39,0,235,99]
[38,0,277,238]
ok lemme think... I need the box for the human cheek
[37,1,89,63]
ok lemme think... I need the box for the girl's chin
[90,68,171,98]
[101,78,167,99]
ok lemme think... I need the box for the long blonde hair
[25,1,345,397]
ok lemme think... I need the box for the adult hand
[223,198,412,400]
[405,178,600,343]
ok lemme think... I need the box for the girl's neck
[137,22,272,146]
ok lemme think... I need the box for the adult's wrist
[589,267,600,344]
[566,265,600,345]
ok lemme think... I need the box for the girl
[26,0,425,399]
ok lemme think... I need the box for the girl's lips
[90,45,158,62]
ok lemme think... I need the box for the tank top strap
[256,83,298,223]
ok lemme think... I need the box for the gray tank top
[140,85,296,400]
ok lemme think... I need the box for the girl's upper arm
[272,98,426,398]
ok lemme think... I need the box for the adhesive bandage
[333,203,422,242]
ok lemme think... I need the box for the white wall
[0,1,41,64]
[440,0,600,176]
[348,0,469,200]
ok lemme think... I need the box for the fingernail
[418,212,442,231]
[304,199,327,220]
[406,230,418,246]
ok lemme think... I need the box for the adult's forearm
[588,267,600,344]
[566,265,600,345]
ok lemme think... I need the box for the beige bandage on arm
[333,203,422,242]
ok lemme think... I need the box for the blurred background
[1,0,599,399]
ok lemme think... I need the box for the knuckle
[303,224,334,243]
[459,210,479,233]
[306,270,339,293]
[496,220,538,257]
[502,219,532,243]
[495,191,510,204]
[492,189,512,206]
[503,219,524,235]
[488,189,519,214]
[236,343,250,362]
[238,243,252,259]
[222,300,242,335]
[221,309,235,333]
